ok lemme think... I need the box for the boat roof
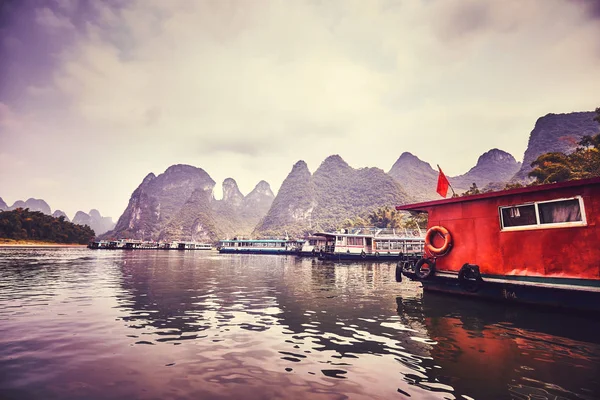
[304,235,326,240]
[313,231,423,240]
[220,239,289,243]
[396,177,600,212]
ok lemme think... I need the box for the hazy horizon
[1,0,599,219]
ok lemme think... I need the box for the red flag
[436,166,450,198]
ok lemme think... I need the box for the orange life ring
[425,226,452,256]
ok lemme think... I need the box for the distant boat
[297,235,328,256]
[313,228,425,261]
[166,241,212,250]
[88,239,212,250]
[396,176,600,312]
[216,238,304,255]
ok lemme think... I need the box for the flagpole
[437,164,456,197]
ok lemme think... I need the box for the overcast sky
[1,0,599,220]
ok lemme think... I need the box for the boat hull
[321,252,418,262]
[218,248,296,255]
[298,251,318,257]
[416,272,600,313]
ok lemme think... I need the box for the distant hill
[211,179,275,239]
[5,198,52,214]
[388,152,439,201]
[450,149,521,190]
[105,165,216,241]
[511,111,600,182]
[101,109,600,240]
[160,187,222,242]
[0,197,114,229]
[0,208,94,244]
[242,180,275,225]
[52,210,70,222]
[388,149,520,200]
[103,165,274,242]
[72,209,114,235]
[253,155,412,237]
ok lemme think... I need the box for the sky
[1,0,599,220]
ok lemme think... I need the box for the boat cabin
[314,228,425,261]
[395,177,600,311]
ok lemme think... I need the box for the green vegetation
[341,206,428,231]
[529,108,600,184]
[459,183,482,196]
[0,208,95,244]
[254,158,412,238]
[502,182,525,190]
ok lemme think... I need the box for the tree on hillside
[460,183,481,196]
[340,206,428,232]
[365,206,404,229]
[0,208,95,244]
[529,108,600,184]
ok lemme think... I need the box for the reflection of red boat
[395,177,600,312]
[395,294,600,399]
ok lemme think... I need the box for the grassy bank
[0,238,87,247]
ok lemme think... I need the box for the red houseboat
[395,177,600,312]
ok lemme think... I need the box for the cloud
[0,102,22,131]
[35,7,75,31]
[1,0,599,219]
[577,0,600,20]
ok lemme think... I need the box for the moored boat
[167,241,212,250]
[217,238,304,255]
[297,235,328,256]
[313,228,425,261]
[88,239,212,250]
[395,177,600,312]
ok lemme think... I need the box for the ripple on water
[0,249,599,399]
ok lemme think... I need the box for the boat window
[538,199,582,224]
[500,197,586,231]
[500,204,537,228]
[347,237,363,246]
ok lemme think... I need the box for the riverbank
[0,239,86,247]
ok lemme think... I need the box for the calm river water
[1,248,599,400]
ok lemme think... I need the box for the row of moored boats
[88,228,426,261]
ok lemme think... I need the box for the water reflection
[0,249,599,400]
[396,293,600,399]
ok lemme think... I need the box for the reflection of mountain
[114,254,600,399]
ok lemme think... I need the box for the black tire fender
[414,258,436,280]
[395,262,403,282]
[458,264,483,292]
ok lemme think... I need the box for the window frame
[499,196,587,232]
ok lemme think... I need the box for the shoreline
[0,240,87,248]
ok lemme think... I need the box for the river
[1,248,598,400]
